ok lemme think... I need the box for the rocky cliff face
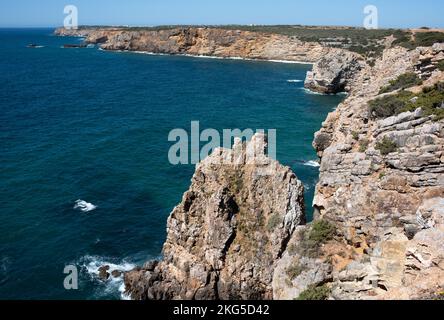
[307,44,444,300]
[124,134,305,300]
[55,27,335,63]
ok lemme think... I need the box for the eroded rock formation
[124,134,305,300]
[304,49,364,94]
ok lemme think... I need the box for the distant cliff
[55,26,368,94]
[55,26,331,64]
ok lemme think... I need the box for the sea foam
[304,160,321,168]
[73,200,97,212]
[79,255,136,300]
[287,79,303,83]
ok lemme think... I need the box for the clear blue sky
[1,0,443,28]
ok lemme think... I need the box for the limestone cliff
[305,44,444,300]
[54,27,333,63]
[124,134,305,300]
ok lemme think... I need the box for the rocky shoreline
[55,27,444,300]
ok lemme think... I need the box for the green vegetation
[379,171,386,180]
[369,82,444,120]
[351,131,359,140]
[309,220,336,243]
[369,91,413,118]
[393,31,444,49]
[379,72,423,94]
[298,220,336,258]
[267,214,282,231]
[296,284,331,300]
[414,32,444,46]
[376,137,398,155]
[286,262,306,281]
[438,60,444,72]
[359,139,370,153]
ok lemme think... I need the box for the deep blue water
[0,29,343,299]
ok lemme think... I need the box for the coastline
[101,48,315,65]
[53,26,444,300]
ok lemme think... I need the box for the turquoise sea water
[0,29,344,299]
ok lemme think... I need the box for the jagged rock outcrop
[304,49,365,94]
[124,134,305,300]
[55,27,333,63]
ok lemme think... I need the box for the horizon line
[1,24,440,30]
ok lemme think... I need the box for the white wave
[110,50,314,64]
[268,59,313,65]
[300,88,349,96]
[73,200,97,212]
[299,88,330,95]
[287,79,303,83]
[79,255,136,300]
[304,160,321,168]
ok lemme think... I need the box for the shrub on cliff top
[369,82,444,120]
[369,91,413,119]
[394,31,444,49]
[376,136,398,155]
[414,32,444,47]
[379,72,423,94]
[296,284,331,300]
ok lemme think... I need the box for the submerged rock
[98,265,110,281]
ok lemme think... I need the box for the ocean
[0,28,344,299]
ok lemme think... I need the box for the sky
[0,0,443,29]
